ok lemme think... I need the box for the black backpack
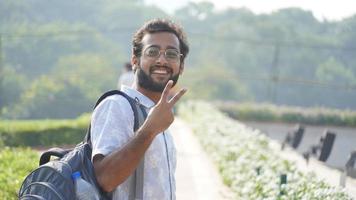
[18,90,147,200]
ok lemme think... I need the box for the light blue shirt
[91,86,176,200]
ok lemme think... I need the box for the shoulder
[90,94,136,157]
[92,94,134,122]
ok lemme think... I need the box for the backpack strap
[130,104,148,200]
[39,148,71,166]
[84,90,140,144]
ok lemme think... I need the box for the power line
[234,74,356,91]
[0,34,3,109]
[0,29,355,92]
[189,32,356,52]
[1,29,355,51]
[0,27,136,39]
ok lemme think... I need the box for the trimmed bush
[0,147,39,199]
[179,101,352,199]
[217,102,356,127]
[0,114,90,147]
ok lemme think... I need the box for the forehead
[141,32,180,49]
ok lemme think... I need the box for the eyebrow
[146,44,179,51]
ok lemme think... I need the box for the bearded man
[91,19,189,200]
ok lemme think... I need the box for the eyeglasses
[143,46,182,62]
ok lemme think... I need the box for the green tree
[9,54,117,118]
[316,57,356,86]
[52,53,117,101]
[182,61,251,101]
[0,66,27,115]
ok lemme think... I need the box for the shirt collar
[121,85,155,108]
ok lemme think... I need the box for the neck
[133,84,161,104]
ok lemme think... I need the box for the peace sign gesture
[159,80,187,107]
[141,80,187,136]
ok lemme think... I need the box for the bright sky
[145,0,356,21]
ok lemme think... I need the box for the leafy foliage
[0,147,38,200]
[0,114,89,147]
[216,102,356,126]
[1,1,356,119]
[1,66,27,110]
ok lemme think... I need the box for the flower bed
[179,101,352,199]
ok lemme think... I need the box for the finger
[168,88,187,106]
[159,80,173,103]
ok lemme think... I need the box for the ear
[131,55,139,71]
[179,62,185,75]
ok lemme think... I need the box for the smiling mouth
[152,70,169,75]
[150,67,172,76]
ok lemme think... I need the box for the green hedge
[216,102,356,127]
[0,147,39,200]
[179,101,352,199]
[0,114,90,147]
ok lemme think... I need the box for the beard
[137,65,180,92]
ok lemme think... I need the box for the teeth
[153,69,168,74]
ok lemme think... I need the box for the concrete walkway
[170,118,234,200]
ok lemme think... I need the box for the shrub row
[216,102,356,127]
[0,114,90,147]
[0,147,38,199]
[179,101,352,199]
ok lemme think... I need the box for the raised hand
[141,80,187,136]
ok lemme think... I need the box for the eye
[165,49,180,59]
[145,47,160,57]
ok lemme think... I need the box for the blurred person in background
[117,62,134,89]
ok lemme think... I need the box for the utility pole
[0,34,3,110]
[268,44,280,104]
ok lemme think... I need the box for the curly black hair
[132,19,189,62]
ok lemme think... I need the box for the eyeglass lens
[144,46,180,61]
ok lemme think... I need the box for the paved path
[170,118,234,200]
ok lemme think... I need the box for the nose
[156,51,168,64]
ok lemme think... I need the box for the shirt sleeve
[90,95,135,160]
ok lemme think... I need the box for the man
[91,19,189,200]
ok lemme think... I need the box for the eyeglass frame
[142,45,183,62]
